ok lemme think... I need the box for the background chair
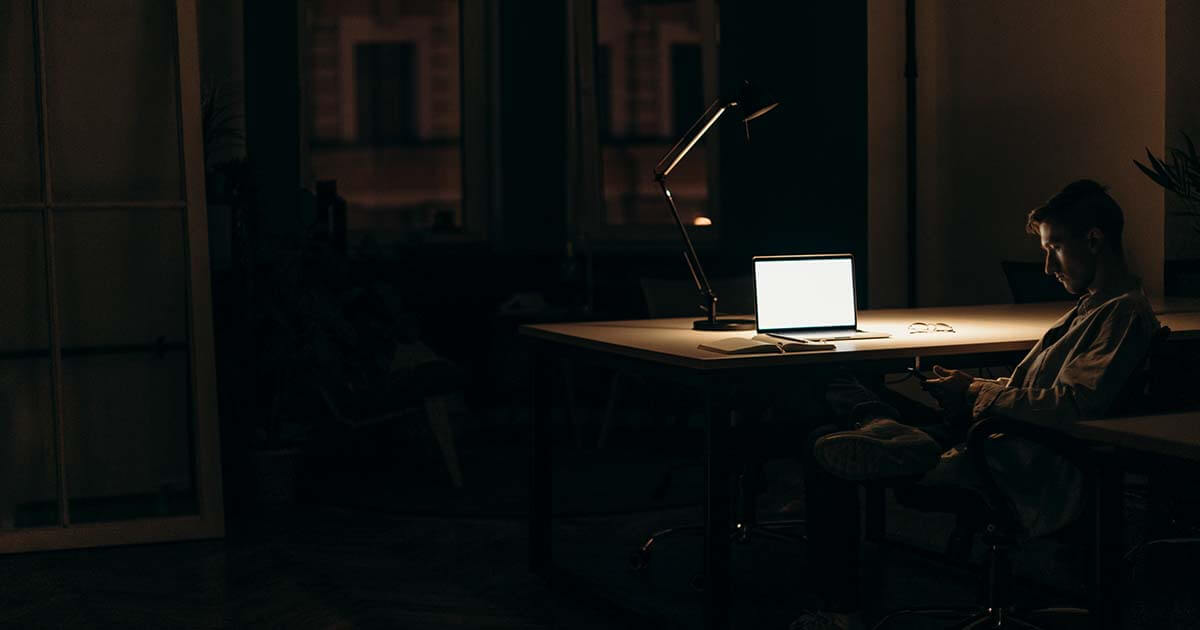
[637,275,755,321]
[626,275,810,578]
[598,275,754,448]
[1001,260,1073,304]
[629,406,810,580]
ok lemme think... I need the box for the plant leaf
[1134,159,1170,188]
[1146,149,1173,182]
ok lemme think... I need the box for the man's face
[1038,221,1098,294]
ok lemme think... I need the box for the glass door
[0,0,222,552]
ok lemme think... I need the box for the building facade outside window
[595,0,715,231]
[305,0,463,240]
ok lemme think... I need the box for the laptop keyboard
[770,330,887,342]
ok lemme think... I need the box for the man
[790,180,1161,630]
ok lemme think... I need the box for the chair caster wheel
[629,549,650,572]
[690,573,705,592]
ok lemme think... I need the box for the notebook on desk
[752,254,891,342]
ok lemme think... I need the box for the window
[594,0,717,232]
[305,0,467,239]
[670,43,702,136]
[355,43,417,145]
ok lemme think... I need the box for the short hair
[1025,179,1124,255]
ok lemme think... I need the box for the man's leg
[793,372,949,627]
[796,374,906,619]
[816,373,946,481]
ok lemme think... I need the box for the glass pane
[597,0,712,226]
[0,0,42,203]
[0,359,58,528]
[43,0,182,202]
[63,353,194,523]
[0,213,49,352]
[306,0,463,238]
[54,210,189,348]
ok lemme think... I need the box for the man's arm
[968,302,1154,428]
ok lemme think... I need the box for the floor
[2,405,1198,629]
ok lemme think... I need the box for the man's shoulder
[1107,287,1152,308]
[1091,287,1159,328]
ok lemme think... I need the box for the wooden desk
[525,302,1200,369]
[1068,412,1200,629]
[522,302,1200,630]
[1074,412,1200,462]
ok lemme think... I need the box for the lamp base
[693,318,756,331]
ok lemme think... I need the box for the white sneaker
[813,419,942,481]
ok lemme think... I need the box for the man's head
[1025,179,1125,295]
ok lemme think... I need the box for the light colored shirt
[933,277,1159,537]
[968,277,1160,425]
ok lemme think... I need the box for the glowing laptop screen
[754,256,857,331]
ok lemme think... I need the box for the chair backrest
[1108,325,1172,417]
[1000,260,1073,304]
[639,275,753,319]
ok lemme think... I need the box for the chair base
[629,518,807,572]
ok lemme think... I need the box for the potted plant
[1135,132,1200,228]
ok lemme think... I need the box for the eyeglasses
[908,322,955,334]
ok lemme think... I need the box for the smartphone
[907,366,932,381]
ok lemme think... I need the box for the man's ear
[1084,227,1104,254]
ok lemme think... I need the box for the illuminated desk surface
[521,301,1200,370]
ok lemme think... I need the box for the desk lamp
[654,81,778,331]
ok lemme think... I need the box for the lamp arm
[654,98,735,323]
[655,99,730,179]
[657,179,715,317]
[648,87,770,331]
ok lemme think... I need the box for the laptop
[753,254,890,342]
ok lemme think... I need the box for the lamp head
[733,80,778,122]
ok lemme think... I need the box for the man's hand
[922,365,974,416]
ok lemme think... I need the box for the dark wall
[497,0,568,253]
[243,1,302,247]
[718,2,869,304]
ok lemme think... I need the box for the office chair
[598,276,754,448]
[872,417,1097,630]
[630,406,808,578]
[872,326,1172,629]
[1000,260,1073,304]
[618,275,807,582]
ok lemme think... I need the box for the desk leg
[529,348,551,573]
[704,390,732,630]
[1093,458,1122,630]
